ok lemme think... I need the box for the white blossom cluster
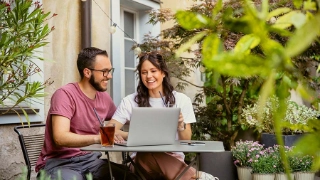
[241,96,320,134]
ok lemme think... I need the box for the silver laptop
[115,107,180,146]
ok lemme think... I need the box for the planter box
[260,133,304,148]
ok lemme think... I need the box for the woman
[109,51,218,180]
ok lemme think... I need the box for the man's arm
[52,115,100,147]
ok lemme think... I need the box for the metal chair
[14,124,45,180]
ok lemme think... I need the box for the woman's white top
[112,91,196,160]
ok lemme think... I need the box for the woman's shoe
[199,172,219,180]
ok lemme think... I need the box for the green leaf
[303,0,317,11]
[203,53,270,77]
[202,34,224,61]
[234,34,261,54]
[285,12,320,58]
[293,0,303,9]
[27,8,40,20]
[212,0,223,17]
[176,31,207,57]
[268,27,292,37]
[243,0,258,18]
[295,84,314,102]
[221,118,227,125]
[272,11,300,29]
[291,12,306,28]
[260,0,269,20]
[175,10,211,30]
[258,71,276,117]
[293,133,320,155]
[267,8,292,20]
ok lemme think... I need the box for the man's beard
[89,75,107,92]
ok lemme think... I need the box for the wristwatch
[178,122,186,131]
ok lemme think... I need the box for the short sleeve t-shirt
[35,83,117,172]
[112,91,196,160]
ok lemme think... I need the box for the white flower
[241,96,320,134]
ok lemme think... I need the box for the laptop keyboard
[115,141,127,146]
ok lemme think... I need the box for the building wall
[0,0,121,179]
[160,0,204,101]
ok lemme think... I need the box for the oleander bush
[0,0,55,120]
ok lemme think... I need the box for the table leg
[196,153,200,180]
[105,152,115,180]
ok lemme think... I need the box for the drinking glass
[100,122,115,147]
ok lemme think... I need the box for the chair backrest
[14,124,45,180]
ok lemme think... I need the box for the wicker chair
[14,124,45,180]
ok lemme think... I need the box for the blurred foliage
[142,1,269,151]
[18,167,93,180]
[174,0,320,176]
[146,0,319,150]
[0,0,54,123]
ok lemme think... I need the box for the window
[0,0,44,124]
[110,0,160,105]
[123,10,137,96]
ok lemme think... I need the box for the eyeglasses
[88,68,115,77]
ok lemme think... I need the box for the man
[36,47,137,180]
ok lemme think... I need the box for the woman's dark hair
[134,51,175,107]
[77,47,108,79]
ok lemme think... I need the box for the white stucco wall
[161,0,204,102]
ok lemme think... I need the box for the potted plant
[272,145,295,180]
[231,140,264,180]
[291,153,315,180]
[241,96,320,147]
[250,146,278,180]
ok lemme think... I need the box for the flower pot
[294,171,315,180]
[260,133,304,148]
[252,173,275,180]
[275,173,294,180]
[237,166,252,180]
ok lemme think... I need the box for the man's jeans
[38,152,139,180]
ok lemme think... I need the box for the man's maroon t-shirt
[35,83,116,172]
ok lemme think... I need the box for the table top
[80,140,225,153]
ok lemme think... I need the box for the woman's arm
[177,113,192,140]
[108,119,128,141]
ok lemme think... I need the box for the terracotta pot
[275,173,294,180]
[237,166,252,180]
[252,173,275,180]
[294,171,315,180]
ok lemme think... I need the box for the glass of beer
[100,122,115,147]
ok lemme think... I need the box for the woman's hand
[108,119,128,143]
[177,112,192,140]
[177,112,185,130]
[114,129,127,143]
